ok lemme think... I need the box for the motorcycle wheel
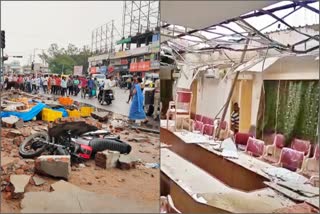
[19,132,49,158]
[106,99,111,105]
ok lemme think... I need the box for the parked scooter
[19,121,131,163]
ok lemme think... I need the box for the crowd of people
[2,73,103,98]
[2,72,160,122]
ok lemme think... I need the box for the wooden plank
[161,148,295,213]
[277,181,319,197]
[264,182,308,202]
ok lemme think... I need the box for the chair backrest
[235,133,253,145]
[202,116,214,125]
[314,144,319,160]
[176,91,192,113]
[194,120,204,133]
[280,147,304,171]
[273,134,285,148]
[246,137,265,157]
[291,138,311,156]
[248,125,256,138]
[203,124,214,136]
[220,121,227,130]
[195,114,203,121]
[176,91,192,103]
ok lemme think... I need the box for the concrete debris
[118,155,138,170]
[95,150,120,169]
[2,116,19,128]
[6,130,22,138]
[10,174,31,199]
[145,163,160,169]
[35,155,71,180]
[32,176,46,186]
[91,111,109,122]
[21,183,158,213]
[50,180,87,193]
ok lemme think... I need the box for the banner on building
[74,66,83,76]
[129,61,150,72]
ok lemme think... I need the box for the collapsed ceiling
[161,0,319,59]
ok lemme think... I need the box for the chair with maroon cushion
[166,91,193,131]
[298,144,319,178]
[235,133,253,150]
[201,116,214,125]
[291,138,311,158]
[276,147,304,172]
[195,114,203,122]
[263,134,285,163]
[245,137,265,157]
[192,120,204,134]
[203,124,214,137]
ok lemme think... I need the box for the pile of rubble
[1,90,160,212]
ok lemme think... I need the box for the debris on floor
[95,150,120,169]
[35,155,71,180]
[10,174,31,199]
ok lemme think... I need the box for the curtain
[257,80,319,145]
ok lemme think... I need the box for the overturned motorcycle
[19,121,131,163]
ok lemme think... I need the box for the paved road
[71,87,131,117]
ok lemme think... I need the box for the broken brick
[95,150,120,169]
[35,155,71,180]
[117,155,138,170]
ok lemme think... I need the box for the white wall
[196,76,232,121]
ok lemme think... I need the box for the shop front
[129,61,151,78]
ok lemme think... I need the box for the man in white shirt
[102,75,116,103]
[42,75,48,93]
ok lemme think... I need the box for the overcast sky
[1,1,123,65]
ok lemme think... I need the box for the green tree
[39,43,92,75]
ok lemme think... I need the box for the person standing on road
[17,75,23,91]
[73,76,80,95]
[42,75,48,94]
[93,77,99,98]
[67,76,74,96]
[13,75,18,89]
[55,75,62,95]
[61,76,67,96]
[80,77,88,98]
[87,77,94,98]
[47,75,52,94]
[51,75,56,95]
[36,75,41,93]
[129,77,148,124]
[153,78,160,120]
[127,77,136,103]
[31,75,36,93]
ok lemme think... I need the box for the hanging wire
[275,78,281,132]
[261,45,270,140]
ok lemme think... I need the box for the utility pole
[110,20,114,53]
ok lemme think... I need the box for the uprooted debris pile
[1,91,160,212]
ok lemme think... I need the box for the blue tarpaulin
[1,102,69,122]
[1,102,46,122]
